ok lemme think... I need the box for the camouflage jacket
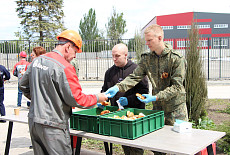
[117,43,186,113]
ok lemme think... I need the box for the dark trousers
[122,145,144,155]
[0,87,5,116]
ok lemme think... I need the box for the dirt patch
[206,99,230,155]
[206,99,230,125]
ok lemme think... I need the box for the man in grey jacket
[19,30,107,155]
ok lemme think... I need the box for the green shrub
[192,116,215,130]
[185,22,208,123]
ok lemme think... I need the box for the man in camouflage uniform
[106,24,188,154]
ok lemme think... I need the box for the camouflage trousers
[153,102,188,125]
[152,103,188,155]
[164,102,188,126]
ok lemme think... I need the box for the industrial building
[142,12,230,49]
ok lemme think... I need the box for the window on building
[177,25,191,29]
[177,40,190,47]
[213,38,228,47]
[214,24,228,28]
[162,26,173,30]
[199,40,208,47]
[195,25,210,29]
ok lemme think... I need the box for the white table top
[70,126,225,155]
[0,112,226,155]
[0,111,28,124]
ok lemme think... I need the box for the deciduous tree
[79,8,100,41]
[106,7,127,40]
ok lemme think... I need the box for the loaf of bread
[100,110,110,115]
[136,93,145,99]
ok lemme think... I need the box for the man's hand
[137,94,157,104]
[105,85,119,98]
[97,93,108,103]
[97,103,105,109]
[118,97,128,106]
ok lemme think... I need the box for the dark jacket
[101,60,149,109]
[0,65,10,88]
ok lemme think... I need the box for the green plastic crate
[99,108,164,139]
[70,106,119,133]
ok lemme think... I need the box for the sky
[0,0,230,40]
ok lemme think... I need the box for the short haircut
[33,46,46,57]
[144,24,164,39]
[113,43,128,55]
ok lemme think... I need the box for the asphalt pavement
[0,80,230,155]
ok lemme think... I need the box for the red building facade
[142,12,230,49]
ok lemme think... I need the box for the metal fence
[0,38,230,81]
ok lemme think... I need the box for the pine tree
[16,0,65,41]
[185,22,208,123]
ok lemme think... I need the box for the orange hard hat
[57,30,82,53]
[19,51,27,57]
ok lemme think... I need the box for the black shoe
[0,120,6,123]
[29,145,33,149]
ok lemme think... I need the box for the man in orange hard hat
[56,29,82,61]
[13,51,30,108]
[19,30,108,155]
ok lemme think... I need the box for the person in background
[13,51,30,108]
[19,30,107,155]
[105,25,188,155]
[100,43,149,155]
[0,65,10,123]
[25,46,47,71]
[30,46,47,62]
